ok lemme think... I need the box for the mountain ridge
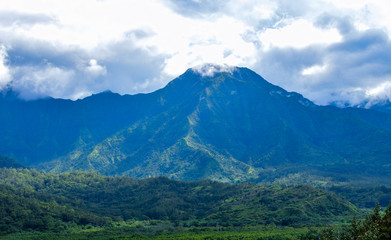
[1,65,391,184]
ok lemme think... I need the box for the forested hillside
[0,168,358,236]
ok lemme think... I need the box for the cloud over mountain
[0,46,11,89]
[0,0,390,106]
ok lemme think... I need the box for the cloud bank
[0,0,390,107]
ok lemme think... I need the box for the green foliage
[0,168,358,236]
[328,185,391,208]
[318,202,391,240]
[0,183,110,234]
[206,185,358,227]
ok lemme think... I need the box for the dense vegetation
[0,168,359,237]
[2,167,391,239]
[2,202,390,239]
[318,203,391,239]
[328,185,391,209]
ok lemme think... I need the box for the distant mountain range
[1,65,391,184]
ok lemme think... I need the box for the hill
[0,168,358,234]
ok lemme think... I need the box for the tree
[379,202,391,240]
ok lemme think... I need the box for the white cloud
[327,79,391,108]
[84,59,106,77]
[0,10,56,28]
[0,0,171,49]
[365,80,391,106]
[0,0,391,106]
[259,19,342,50]
[302,64,327,76]
[323,0,391,34]
[225,0,278,23]
[0,45,12,89]
[160,16,257,76]
[323,0,369,10]
[191,63,236,77]
[12,65,77,100]
[0,0,259,81]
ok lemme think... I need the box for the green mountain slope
[1,65,391,183]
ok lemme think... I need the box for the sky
[0,0,391,106]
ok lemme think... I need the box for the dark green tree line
[318,202,391,240]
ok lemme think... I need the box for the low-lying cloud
[191,63,236,77]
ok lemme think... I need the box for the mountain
[1,65,391,184]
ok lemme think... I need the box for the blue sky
[0,0,391,106]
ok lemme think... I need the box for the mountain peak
[190,63,237,77]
